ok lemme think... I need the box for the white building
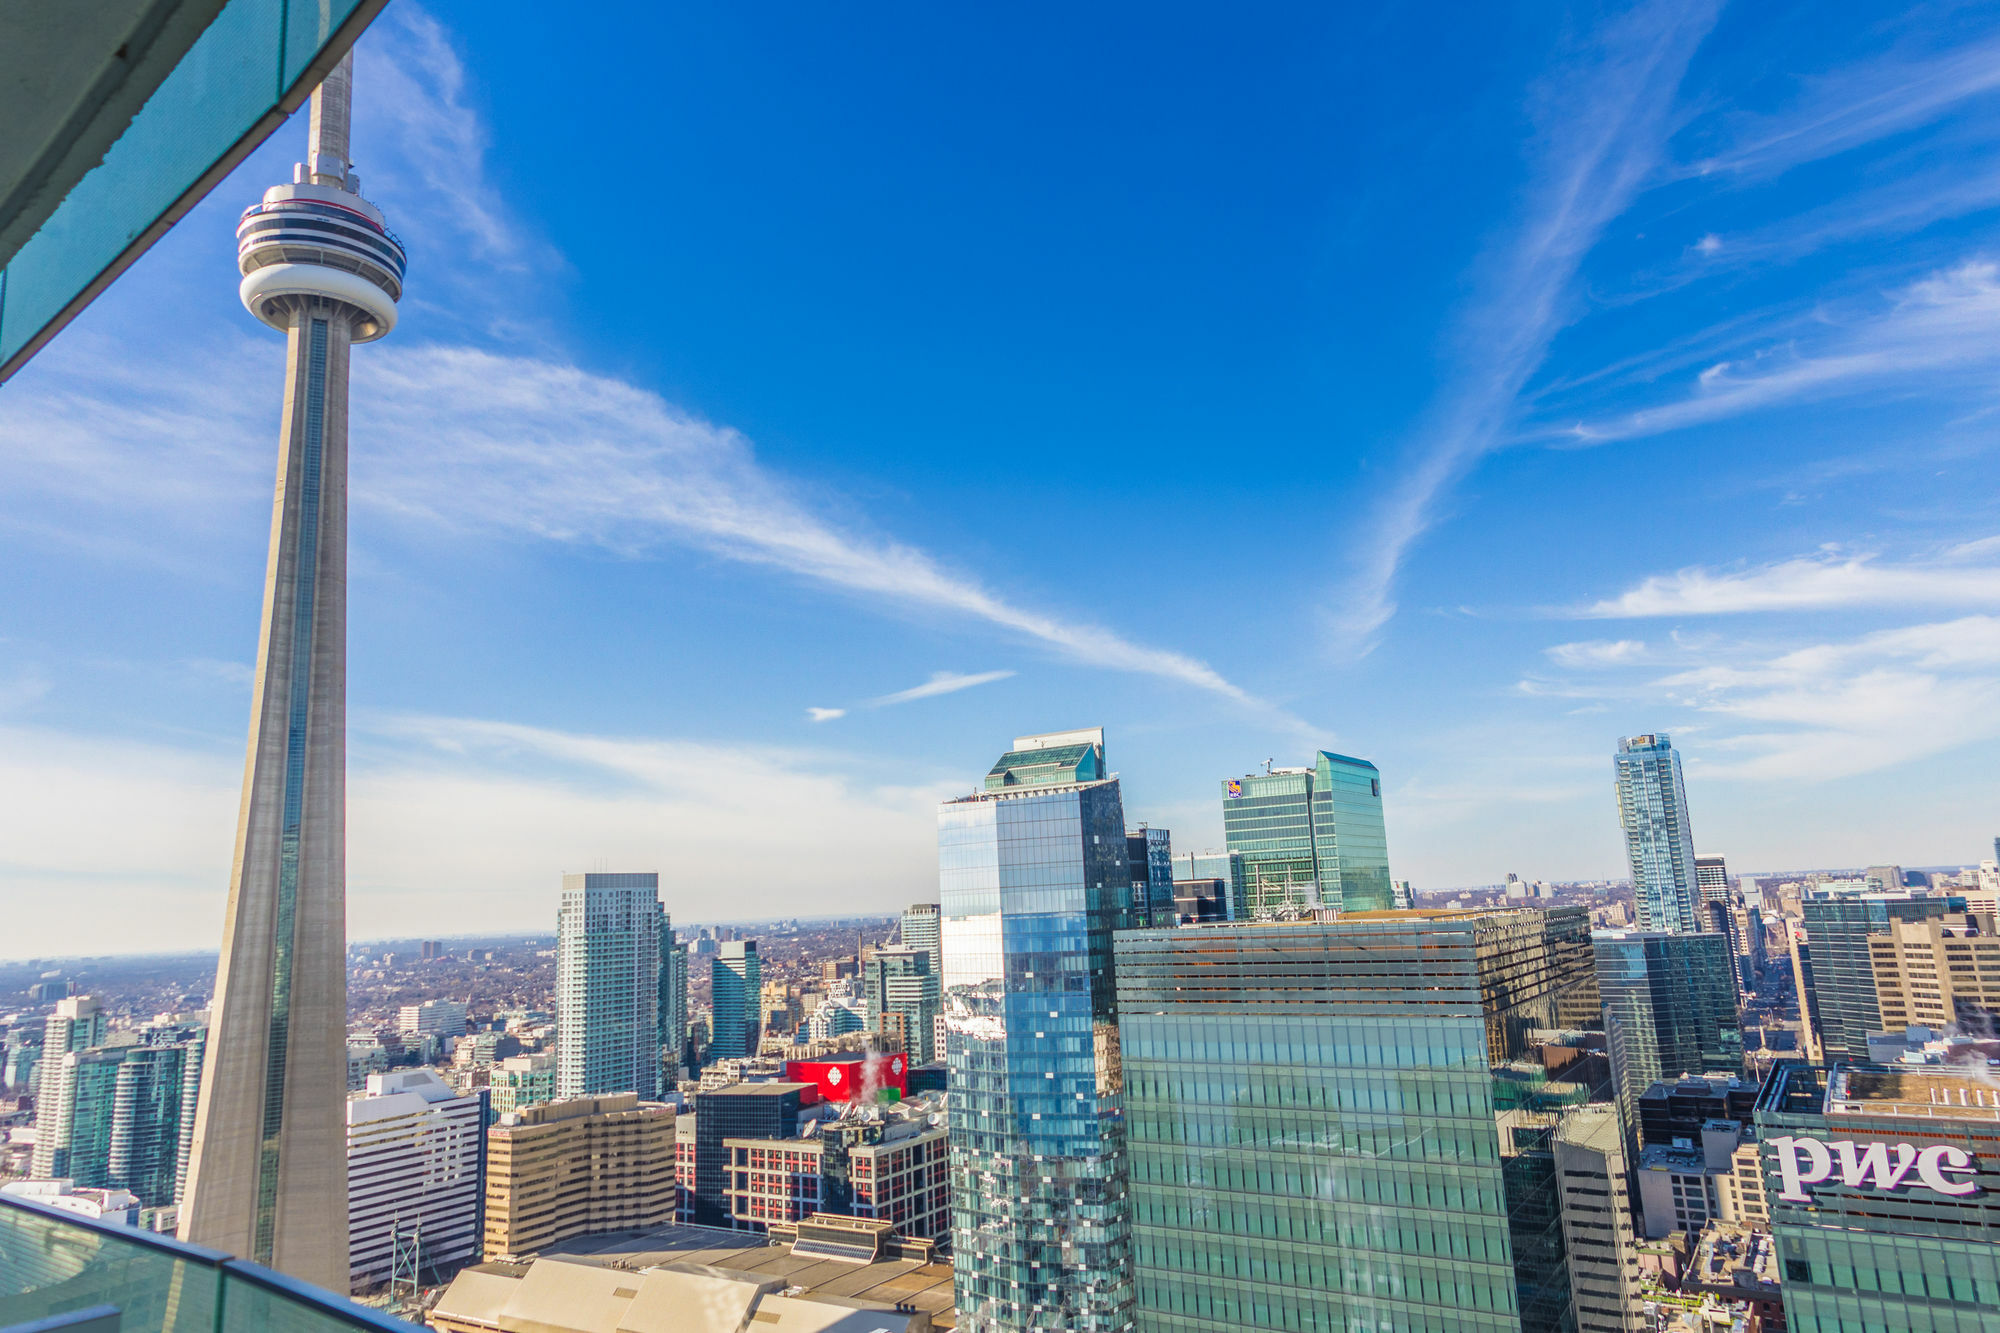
[1,1179,141,1226]
[398,998,468,1041]
[346,1069,486,1292]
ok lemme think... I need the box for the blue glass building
[941,728,1138,1333]
[1127,828,1175,928]
[1593,930,1742,1122]
[711,940,763,1062]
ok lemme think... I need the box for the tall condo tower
[1612,734,1700,934]
[178,54,404,1289]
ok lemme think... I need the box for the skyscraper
[1126,828,1175,928]
[1593,931,1743,1118]
[1554,1105,1646,1333]
[1116,907,1599,1333]
[1612,735,1699,934]
[179,52,403,1288]
[660,929,689,1081]
[33,1041,199,1208]
[710,941,762,1061]
[941,728,1136,1333]
[1220,752,1391,915]
[1799,893,1959,1062]
[556,872,664,1100]
[1694,855,1729,906]
[902,902,942,976]
[865,947,941,1063]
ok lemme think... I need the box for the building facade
[345,1070,485,1291]
[1219,752,1392,916]
[1169,851,1248,921]
[866,947,941,1064]
[690,1082,808,1228]
[1695,856,1730,906]
[556,872,664,1100]
[1593,930,1742,1119]
[1613,734,1700,934]
[398,999,467,1043]
[1553,1105,1646,1333]
[1865,906,2000,1034]
[903,903,943,977]
[33,1041,200,1207]
[1115,907,1599,1333]
[711,941,763,1062]
[1799,894,1958,1062]
[942,728,1136,1333]
[482,1093,676,1261]
[1757,1062,2000,1333]
[1127,828,1175,927]
[661,934,689,1081]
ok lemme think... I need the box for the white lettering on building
[1769,1136,1981,1203]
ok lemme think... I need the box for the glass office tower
[903,902,943,975]
[1127,828,1175,927]
[1592,931,1742,1119]
[711,940,763,1061]
[1170,851,1248,921]
[866,947,942,1063]
[555,872,664,1099]
[1220,752,1391,916]
[941,728,1137,1333]
[1116,907,1599,1333]
[1798,894,1957,1062]
[1612,735,1700,934]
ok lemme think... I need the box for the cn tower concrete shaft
[179,52,402,1290]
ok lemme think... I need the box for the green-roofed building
[984,728,1109,789]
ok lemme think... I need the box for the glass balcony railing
[0,1192,420,1333]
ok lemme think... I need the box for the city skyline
[5,3,2000,957]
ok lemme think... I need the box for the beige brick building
[483,1093,676,1261]
[1867,910,2000,1033]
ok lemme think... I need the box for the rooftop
[529,1220,956,1328]
[1827,1065,2000,1121]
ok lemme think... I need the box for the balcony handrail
[0,1192,420,1331]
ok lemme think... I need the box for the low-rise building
[483,1093,676,1261]
[428,1216,950,1333]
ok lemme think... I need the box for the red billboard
[784,1052,909,1104]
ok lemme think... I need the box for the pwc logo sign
[1768,1135,1981,1203]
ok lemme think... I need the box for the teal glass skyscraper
[711,940,762,1060]
[1220,752,1391,915]
[1613,735,1699,934]
[1116,908,1599,1333]
[556,872,664,1099]
[867,947,942,1063]
[941,728,1137,1333]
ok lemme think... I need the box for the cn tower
[178,51,403,1289]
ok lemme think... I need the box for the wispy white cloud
[1545,639,1648,667]
[1549,259,2000,445]
[1332,0,1720,645]
[1650,616,2000,780]
[807,707,846,723]
[867,669,1015,708]
[1690,31,2000,179]
[1580,545,2000,618]
[0,6,1289,727]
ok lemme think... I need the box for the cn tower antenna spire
[178,47,404,1289]
[308,52,352,186]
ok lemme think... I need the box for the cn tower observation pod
[236,181,406,341]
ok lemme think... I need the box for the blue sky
[4,1,1999,955]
